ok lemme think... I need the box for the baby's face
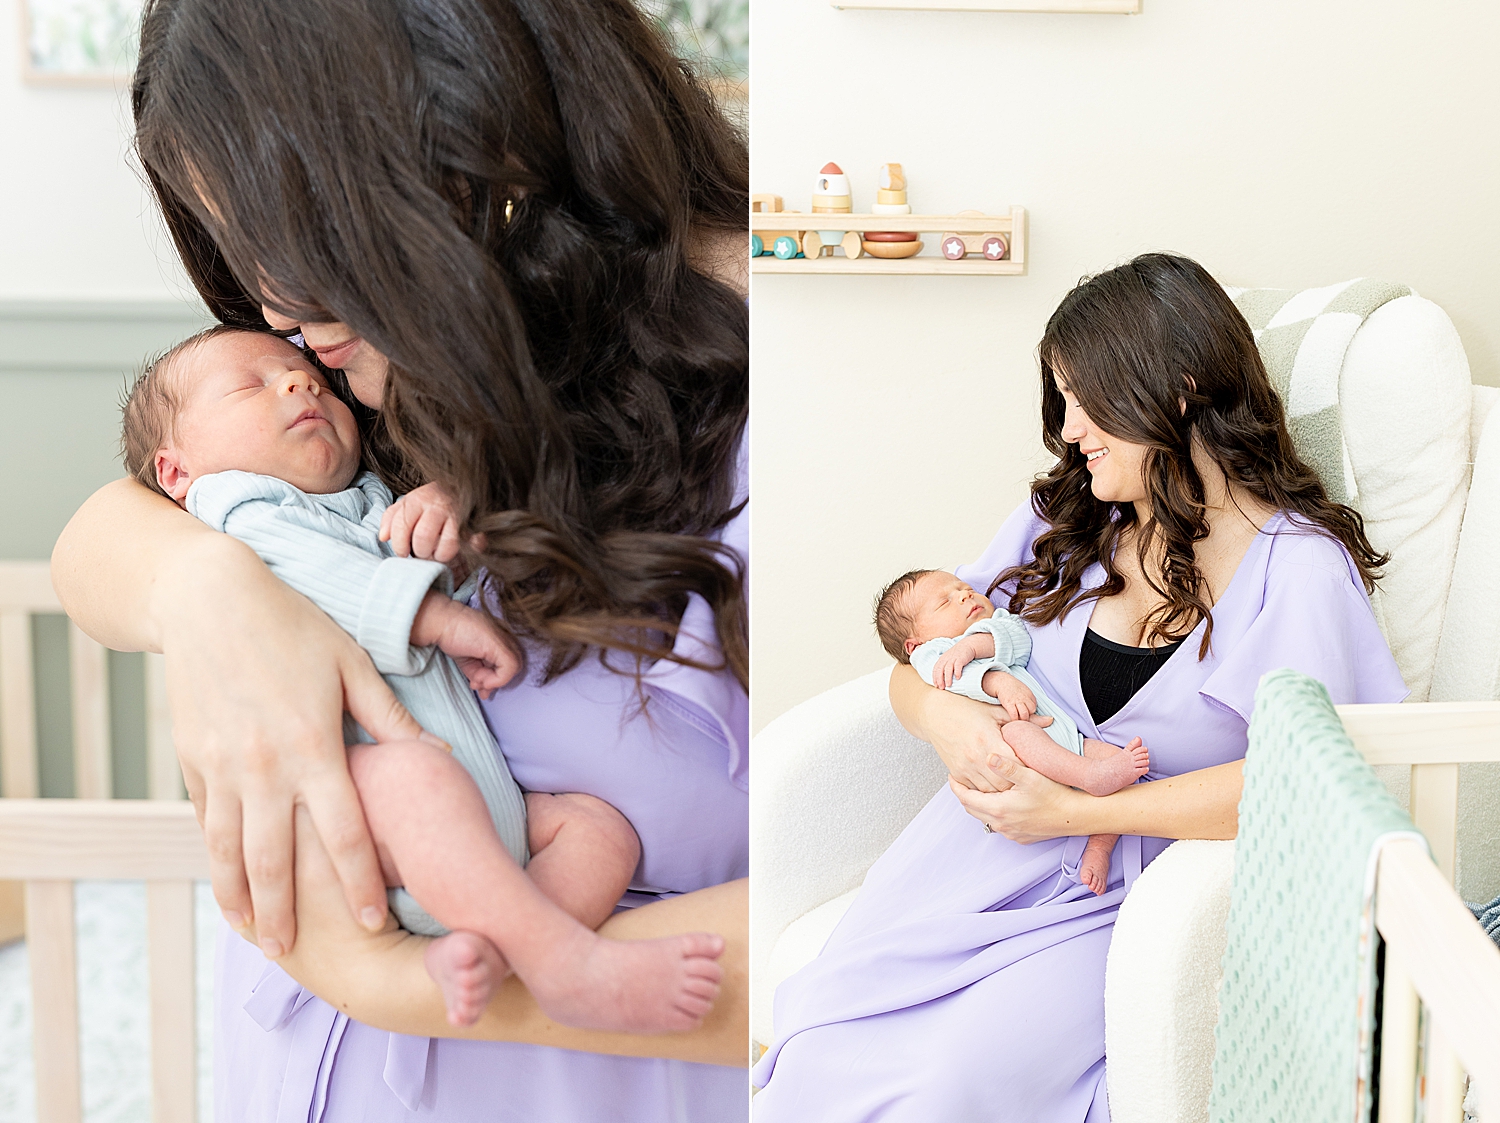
[156,332,361,501]
[905,571,994,651]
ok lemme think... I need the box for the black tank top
[1078,628,1186,726]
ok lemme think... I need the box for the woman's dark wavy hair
[131,0,748,687]
[996,253,1386,658]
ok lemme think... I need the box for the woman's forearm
[271,804,748,1065]
[948,738,1245,843]
[888,663,936,740]
[51,477,246,651]
[1062,759,1242,840]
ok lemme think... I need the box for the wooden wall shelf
[750,206,1026,276]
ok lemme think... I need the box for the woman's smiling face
[1053,374,1149,506]
[260,306,389,410]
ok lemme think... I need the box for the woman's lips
[310,337,361,368]
[1084,447,1109,470]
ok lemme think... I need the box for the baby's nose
[280,370,320,395]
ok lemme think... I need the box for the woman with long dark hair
[751,254,1406,1119]
[53,0,748,1117]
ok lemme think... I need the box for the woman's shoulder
[1258,511,1369,597]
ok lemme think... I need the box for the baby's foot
[1080,737,1151,796]
[524,930,725,1034]
[424,930,510,1027]
[1079,847,1110,896]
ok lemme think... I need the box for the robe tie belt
[243,963,432,1117]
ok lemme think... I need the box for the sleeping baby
[874,569,1151,894]
[120,326,722,1031]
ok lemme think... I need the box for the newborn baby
[121,326,722,1030]
[875,569,1151,894]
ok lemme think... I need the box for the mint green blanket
[1209,669,1424,1122]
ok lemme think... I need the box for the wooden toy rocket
[803,162,863,259]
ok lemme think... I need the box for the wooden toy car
[939,210,1010,261]
[751,194,807,258]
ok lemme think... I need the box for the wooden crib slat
[144,653,181,801]
[1377,944,1419,1123]
[1409,763,1460,883]
[1423,1021,1466,1123]
[147,880,197,1123]
[68,623,111,800]
[1376,839,1500,1108]
[0,609,38,799]
[26,879,81,1123]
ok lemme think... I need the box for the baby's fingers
[378,502,397,543]
[385,501,417,557]
[409,507,452,560]
[432,517,462,564]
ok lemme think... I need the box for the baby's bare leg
[524,792,641,930]
[1079,834,1119,896]
[348,741,721,1033]
[1000,723,1149,797]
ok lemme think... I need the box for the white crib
[0,559,207,1123]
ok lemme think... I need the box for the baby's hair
[874,569,936,664]
[119,324,255,497]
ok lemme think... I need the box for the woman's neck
[1130,439,1274,538]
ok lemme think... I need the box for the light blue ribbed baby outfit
[910,608,1084,755]
[187,469,528,937]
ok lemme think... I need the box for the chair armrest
[749,667,947,1042]
[1104,839,1235,1123]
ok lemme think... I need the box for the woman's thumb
[345,658,448,750]
[987,753,1020,778]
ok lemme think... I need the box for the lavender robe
[751,503,1406,1121]
[214,440,748,1122]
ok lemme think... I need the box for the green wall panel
[0,301,207,798]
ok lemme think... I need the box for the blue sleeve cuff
[356,557,451,676]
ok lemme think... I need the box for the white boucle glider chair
[751,287,1500,1119]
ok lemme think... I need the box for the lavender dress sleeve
[1199,522,1409,719]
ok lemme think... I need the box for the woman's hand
[889,664,1015,792]
[947,754,1088,844]
[158,532,440,957]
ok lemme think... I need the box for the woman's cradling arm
[950,755,1242,843]
[892,663,1241,840]
[53,478,422,953]
[267,802,747,1064]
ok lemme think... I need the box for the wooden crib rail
[1337,702,1500,1123]
[0,800,207,1123]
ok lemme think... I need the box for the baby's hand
[412,594,520,699]
[985,671,1037,723]
[930,639,980,690]
[381,483,462,563]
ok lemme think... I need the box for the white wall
[749,0,1500,731]
[0,14,189,300]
